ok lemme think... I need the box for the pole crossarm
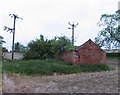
[68,22,78,45]
[9,14,23,20]
[4,26,13,33]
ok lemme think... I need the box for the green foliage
[2,47,8,52]
[0,35,5,46]
[79,64,110,72]
[14,42,20,51]
[95,10,120,50]
[14,42,28,52]
[106,53,120,60]
[3,59,111,76]
[23,35,75,60]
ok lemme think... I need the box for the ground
[2,59,119,93]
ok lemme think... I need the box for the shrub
[106,53,120,61]
[107,53,120,59]
[23,35,75,60]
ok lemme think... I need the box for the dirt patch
[2,59,119,93]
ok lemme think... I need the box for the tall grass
[3,59,111,76]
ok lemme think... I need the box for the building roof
[75,39,105,51]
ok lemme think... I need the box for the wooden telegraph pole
[4,14,22,60]
[68,22,78,45]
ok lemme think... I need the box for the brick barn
[59,39,106,64]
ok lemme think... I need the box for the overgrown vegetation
[14,42,28,52]
[3,59,111,76]
[107,53,120,60]
[0,35,5,45]
[23,35,75,60]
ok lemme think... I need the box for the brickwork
[59,51,78,64]
[59,39,106,64]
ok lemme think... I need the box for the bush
[107,53,120,57]
[107,53,120,59]
[23,35,75,60]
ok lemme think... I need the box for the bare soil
[2,59,119,93]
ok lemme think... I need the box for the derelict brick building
[59,39,106,64]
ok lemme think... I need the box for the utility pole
[68,22,78,45]
[4,14,22,60]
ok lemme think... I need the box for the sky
[0,0,119,51]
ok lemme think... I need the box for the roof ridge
[76,39,104,51]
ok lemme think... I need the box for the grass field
[3,59,111,76]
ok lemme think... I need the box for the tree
[2,47,8,52]
[0,35,5,46]
[54,36,74,53]
[95,10,120,50]
[14,42,20,52]
[23,35,75,60]
[14,42,27,52]
[0,36,6,60]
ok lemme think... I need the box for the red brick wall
[59,51,79,64]
[76,39,106,64]
[77,49,106,64]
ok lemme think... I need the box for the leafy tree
[23,35,74,60]
[95,10,120,50]
[2,47,8,52]
[24,35,51,59]
[14,42,27,52]
[55,36,74,53]
[14,42,20,51]
[48,36,74,56]
[0,36,6,61]
[0,35,5,46]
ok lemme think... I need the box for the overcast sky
[0,0,119,51]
